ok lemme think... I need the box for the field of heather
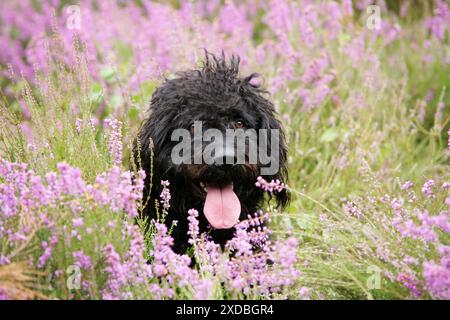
[0,0,449,300]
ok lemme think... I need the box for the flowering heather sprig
[75,118,82,134]
[448,129,450,150]
[266,237,300,289]
[385,177,450,298]
[255,176,286,193]
[72,218,84,228]
[187,209,200,245]
[423,245,450,299]
[88,167,145,218]
[194,279,214,300]
[245,211,271,247]
[75,118,97,134]
[0,256,10,266]
[104,118,123,167]
[301,55,329,84]
[343,201,363,219]
[102,224,153,300]
[401,181,417,202]
[425,0,450,41]
[0,288,8,300]
[421,180,435,198]
[223,215,299,297]
[196,234,221,275]
[390,197,405,216]
[299,287,312,300]
[102,243,128,300]
[393,210,450,242]
[160,180,171,211]
[401,181,414,190]
[396,272,421,298]
[150,223,203,298]
[37,235,58,268]
[125,226,152,278]
[227,221,254,258]
[73,250,92,270]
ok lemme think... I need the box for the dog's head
[137,52,288,230]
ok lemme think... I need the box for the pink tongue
[203,182,241,229]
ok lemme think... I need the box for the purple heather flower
[425,0,450,41]
[397,272,421,298]
[255,176,287,193]
[194,279,214,300]
[401,181,414,190]
[73,250,92,270]
[0,255,11,265]
[421,180,435,198]
[423,259,450,300]
[72,218,84,228]
[104,118,123,167]
[160,180,171,211]
[301,55,328,84]
[187,209,200,245]
[299,287,312,300]
[103,243,127,299]
[36,235,58,269]
[448,129,450,150]
[75,118,82,134]
[344,201,363,219]
[0,288,8,300]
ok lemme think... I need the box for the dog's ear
[240,81,290,209]
[137,80,184,159]
[258,107,290,209]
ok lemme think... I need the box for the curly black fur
[134,52,288,253]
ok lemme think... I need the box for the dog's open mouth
[199,181,241,229]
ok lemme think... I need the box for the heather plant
[0,0,449,300]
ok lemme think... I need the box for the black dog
[134,53,288,253]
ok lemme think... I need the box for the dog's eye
[234,120,245,129]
